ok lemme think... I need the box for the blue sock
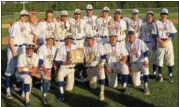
[99,79,105,85]
[42,80,49,95]
[122,74,128,84]
[143,75,149,83]
[140,73,144,81]
[158,66,162,76]
[24,84,30,93]
[5,76,10,89]
[152,64,157,73]
[58,81,64,87]
[168,66,173,77]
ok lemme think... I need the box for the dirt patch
[2,37,8,45]
[171,19,178,24]
[2,24,10,28]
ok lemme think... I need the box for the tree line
[2,1,178,15]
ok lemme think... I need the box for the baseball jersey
[104,42,128,66]
[53,18,70,41]
[83,15,98,35]
[17,52,39,68]
[125,17,143,38]
[55,44,77,65]
[37,45,57,69]
[68,18,86,39]
[126,39,149,63]
[9,21,33,45]
[96,16,112,36]
[35,21,56,45]
[140,22,154,42]
[152,19,177,39]
[112,19,127,41]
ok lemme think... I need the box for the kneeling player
[127,31,150,95]
[104,32,129,94]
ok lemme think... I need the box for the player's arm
[9,37,16,57]
[141,41,149,67]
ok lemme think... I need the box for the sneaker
[12,84,22,92]
[25,102,32,107]
[6,93,13,99]
[58,94,64,102]
[144,87,150,95]
[99,93,105,101]
[42,97,48,105]
[122,88,129,95]
[169,77,174,83]
[157,76,163,83]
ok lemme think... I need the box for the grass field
[1,7,178,107]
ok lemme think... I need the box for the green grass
[2,28,9,37]
[1,24,178,107]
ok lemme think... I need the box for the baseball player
[5,10,30,99]
[83,4,98,36]
[111,9,127,46]
[37,34,57,104]
[16,43,39,107]
[84,34,106,101]
[152,8,177,82]
[35,10,55,46]
[126,31,150,95]
[140,11,158,78]
[68,9,86,49]
[124,9,143,38]
[96,6,112,44]
[54,10,70,49]
[104,31,129,94]
[54,33,77,102]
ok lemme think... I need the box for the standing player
[127,31,150,95]
[83,4,98,36]
[37,34,57,104]
[54,10,70,49]
[5,10,30,99]
[68,9,86,49]
[84,34,106,101]
[104,32,129,94]
[16,43,39,107]
[111,9,127,46]
[140,11,158,78]
[96,6,112,44]
[124,9,143,38]
[35,10,55,46]
[152,8,177,82]
[55,33,77,102]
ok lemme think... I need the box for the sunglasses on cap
[103,10,109,13]
[74,13,80,15]
[26,45,35,49]
[21,14,29,17]
[46,38,54,40]
[61,15,67,17]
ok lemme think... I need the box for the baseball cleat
[169,77,174,83]
[25,102,32,107]
[144,87,150,95]
[6,93,13,99]
[99,93,105,101]
[42,97,48,105]
[157,76,163,83]
[58,94,64,102]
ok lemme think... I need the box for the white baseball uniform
[96,16,112,44]
[35,21,56,46]
[104,42,129,88]
[126,39,150,86]
[55,44,77,91]
[140,21,157,65]
[5,20,32,76]
[152,19,177,67]
[37,45,57,79]
[53,18,70,48]
[112,19,127,45]
[84,42,106,89]
[125,17,143,38]
[83,15,98,36]
[68,18,86,48]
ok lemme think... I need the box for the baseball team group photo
[1,1,178,107]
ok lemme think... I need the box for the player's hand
[161,41,167,48]
[12,52,17,58]
[98,65,104,71]
[106,67,112,73]
[120,61,125,65]
[143,61,149,68]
